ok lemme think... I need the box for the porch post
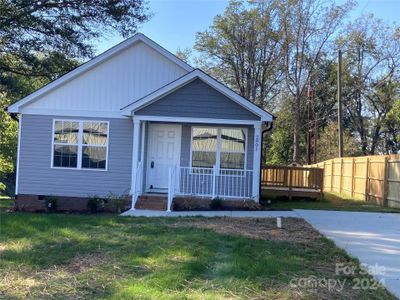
[130,118,141,207]
[252,121,262,202]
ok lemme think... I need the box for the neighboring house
[8,33,274,212]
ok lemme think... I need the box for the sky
[95,0,400,56]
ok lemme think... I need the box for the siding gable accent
[8,33,193,115]
[122,69,273,121]
[135,79,260,120]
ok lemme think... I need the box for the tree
[196,0,353,162]
[195,0,283,110]
[278,0,354,163]
[337,15,400,155]
[387,99,400,149]
[0,0,149,80]
[317,122,361,161]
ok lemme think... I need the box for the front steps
[135,194,168,210]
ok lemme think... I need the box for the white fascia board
[7,33,193,113]
[121,69,274,122]
[134,115,261,126]
[20,108,127,119]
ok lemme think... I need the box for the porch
[129,116,263,212]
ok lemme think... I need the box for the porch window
[191,127,246,170]
[220,129,246,169]
[52,120,109,170]
[191,128,217,168]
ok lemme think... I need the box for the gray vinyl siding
[18,114,133,197]
[135,79,260,120]
[180,124,254,169]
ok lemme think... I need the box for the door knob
[151,161,154,168]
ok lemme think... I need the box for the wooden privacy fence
[307,155,400,208]
[261,165,324,199]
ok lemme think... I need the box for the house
[7,33,274,212]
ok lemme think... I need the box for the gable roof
[121,69,274,122]
[8,33,193,113]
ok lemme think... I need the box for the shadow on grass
[0,213,395,299]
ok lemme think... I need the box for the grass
[0,196,13,213]
[263,192,400,213]
[0,201,395,299]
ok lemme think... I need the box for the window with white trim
[52,120,108,170]
[191,127,246,170]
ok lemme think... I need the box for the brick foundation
[15,194,132,213]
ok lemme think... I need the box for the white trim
[140,121,146,165]
[15,114,22,195]
[134,115,261,126]
[20,108,126,119]
[8,33,193,113]
[189,126,248,172]
[50,119,110,171]
[122,69,273,121]
[252,122,262,202]
[130,119,141,195]
[146,123,182,190]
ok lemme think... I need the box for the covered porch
[130,115,263,211]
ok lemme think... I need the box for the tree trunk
[292,94,301,163]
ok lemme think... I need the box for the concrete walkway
[296,210,400,299]
[121,208,400,298]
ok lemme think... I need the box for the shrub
[87,195,104,213]
[172,197,203,211]
[106,193,129,213]
[242,200,260,210]
[44,196,58,212]
[210,198,223,210]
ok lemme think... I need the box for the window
[191,128,217,168]
[191,127,246,170]
[220,129,246,169]
[52,120,109,170]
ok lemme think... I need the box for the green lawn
[263,192,400,213]
[0,196,13,213]
[0,202,394,299]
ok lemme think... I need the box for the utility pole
[338,49,344,158]
[307,77,314,164]
[314,113,318,163]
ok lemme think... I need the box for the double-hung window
[52,120,109,170]
[191,127,246,170]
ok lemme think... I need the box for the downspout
[259,121,274,200]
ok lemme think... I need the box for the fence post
[364,157,369,202]
[339,158,343,195]
[212,165,217,199]
[288,168,292,200]
[351,158,355,198]
[330,160,334,192]
[383,156,389,207]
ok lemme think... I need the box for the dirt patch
[170,217,322,243]
[63,252,107,274]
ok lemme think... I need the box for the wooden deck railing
[261,165,324,189]
[261,165,324,199]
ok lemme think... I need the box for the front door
[146,123,181,191]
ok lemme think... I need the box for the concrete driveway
[296,210,400,299]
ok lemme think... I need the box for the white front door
[146,123,181,191]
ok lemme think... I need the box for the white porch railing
[167,166,253,207]
[131,161,143,210]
